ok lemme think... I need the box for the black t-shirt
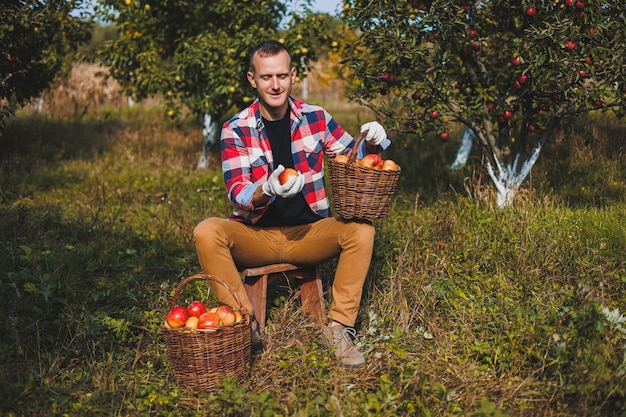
[255,111,322,227]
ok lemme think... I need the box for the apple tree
[341,0,626,206]
[96,0,336,168]
[0,0,92,128]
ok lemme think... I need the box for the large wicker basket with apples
[161,274,251,393]
[327,131,401,221]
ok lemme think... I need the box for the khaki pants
[192,217,375,327]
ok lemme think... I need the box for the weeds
[0,64,625,416]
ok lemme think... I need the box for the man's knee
[344,220,376,243]
[193,217,221,245]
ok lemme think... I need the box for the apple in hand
[166,306,189,329]
[278,167,299,185]
[197,312,220,329]
[187,300,207,318]
[215,305,237,326]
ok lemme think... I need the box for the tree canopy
[0,0,92,127]
[97,0,337,122]
[341,0,625,205]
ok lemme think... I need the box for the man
[193,40,390,367]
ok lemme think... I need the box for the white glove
[261,164,305,198]
[360,121,387,146]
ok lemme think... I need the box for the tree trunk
[197,113,219,170]
[486,144,542,207]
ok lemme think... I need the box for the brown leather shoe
[322,323,365,367]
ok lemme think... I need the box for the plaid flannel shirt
[221,97,376,225]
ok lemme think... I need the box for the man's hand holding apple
[261,164,304,198]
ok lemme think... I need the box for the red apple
[166,306,189,329]
[504,110,513,119]
[578,69,587,78]
[518,74,528,84]
[575,0,585,9]
[359,153,382,168]
[525,6,536,16]
[593,100,602,107]
[429,110,439,119]
[278,167,298,185]
[381,71,396,83]
[565,40,576,51]
[215,305,237,326]
[197,312,220,329]
[439,131,450,142]
[511,56,522,66]
[187,300,207,318]
[470,29,478,37]
[411,91,421,101]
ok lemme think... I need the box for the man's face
[247,50,297,119]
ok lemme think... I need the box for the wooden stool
[240,263,326,334]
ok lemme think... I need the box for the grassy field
[0,63,625,416]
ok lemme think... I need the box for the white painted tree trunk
[451,128,543,207]
[486,143,543,207]
[451,127,474,170]
[197,113,219,170]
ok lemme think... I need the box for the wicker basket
[161,274,252,393]
[327,132,400,221]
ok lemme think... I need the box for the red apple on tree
[511,56,522,66]
[439,131,450,142]
[381,71,396,83]
[429,110,439,119]
[525,6,536,16]
[166,305,189,329]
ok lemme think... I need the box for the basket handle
[348,131,368,163]
[169,273,246,314]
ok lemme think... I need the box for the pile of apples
[335,153,399,171]
[164,300,244,330]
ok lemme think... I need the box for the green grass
[0,88,625,416]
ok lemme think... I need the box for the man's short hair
[249,40,292,72]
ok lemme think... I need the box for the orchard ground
[0,62,625,416]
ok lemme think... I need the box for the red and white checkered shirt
[221,97,356,224]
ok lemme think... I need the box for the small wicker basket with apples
[161,274,251,393]
[328,131,401,221]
